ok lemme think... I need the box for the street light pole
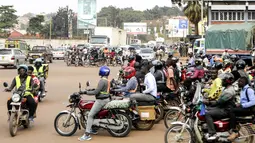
[49,18,52,41]
[201,0,204,38]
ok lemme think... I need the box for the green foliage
[27,15,45,35]
[0,5,18,30]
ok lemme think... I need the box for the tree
[171,0,206,35]
[27,15,45,35]
[97,6,120,28]
[0,5,18,31]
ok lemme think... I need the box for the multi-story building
[205,0,255,25]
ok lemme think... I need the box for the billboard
[168,19,189,37]
[77,0,97,29]
[123,23,147,35]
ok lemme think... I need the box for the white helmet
[35,58,43,63]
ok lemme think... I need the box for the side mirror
[3,82,8,87]
[86,81,90,87]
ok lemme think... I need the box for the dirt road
[0,61,165,143]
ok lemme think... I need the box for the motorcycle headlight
[12,94,21,102]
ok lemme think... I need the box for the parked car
[130,44,141,54]
[138,48,156,61]
[27,46,53,64]
[52,48,66,60]
[0,48,27,68]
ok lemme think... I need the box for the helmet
[222,55,229,61]
[230,55,237,62]
[168,52,173,58]
[195,58,202,65]
[123,66,136,79]
[99,66,110,77]
[152,60,160,66]
[221,73,235,86]
[199,50,204,55]
[35,58,43,63]
[18,64,28,72]
[236,59,246,70]
[128,55,135,62]
[154,61,163,70]
[214,62,223,70]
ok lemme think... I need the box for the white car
[0,48,27,68]
[52,48,66,60]
[139,48,156,61]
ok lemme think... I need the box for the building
[205,0,255,25]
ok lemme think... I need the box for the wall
[0,39,87,48]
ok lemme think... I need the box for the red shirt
[129,60,136,67]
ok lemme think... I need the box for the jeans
[85,98,110,133]
[130,93,156,102]
[7,95,37,118]
[39,77,45,93]
[205,107,228,134]
[229,107,254,132]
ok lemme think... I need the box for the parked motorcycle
[54,82,132,137]
[3,82,37,137]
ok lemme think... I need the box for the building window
[233,12,236,20]
[220,11,224,20]
[252,11,255,20]
[215,12,219,20]
[212,11,244,21]
[229,12,233,20]
[248,12,252,20]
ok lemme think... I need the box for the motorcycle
[165,82,255,143]
[54,82,132,137]
[36,73,47,102]
[3,82,37,137]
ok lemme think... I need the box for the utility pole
[49,18,52,41]
[201,0,204,38]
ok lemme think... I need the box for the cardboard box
[138,106,156,120]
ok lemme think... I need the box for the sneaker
[207,133,218,141]
[78,134,92,141]
[90,130,98,135]
[227,132,239,141]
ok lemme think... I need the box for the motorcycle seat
[137,101,155,106]
[220,116,253,121]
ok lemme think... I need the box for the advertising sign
[123,23,147,35]
[168,19,189,37]
[77,0,97,29]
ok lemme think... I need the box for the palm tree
[171,0,206,35]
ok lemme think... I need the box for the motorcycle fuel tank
[79,100,94,110]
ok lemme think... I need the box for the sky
[1,0,172,16]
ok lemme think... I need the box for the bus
[5,40,29,55]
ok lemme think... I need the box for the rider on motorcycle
[153,60,168,92]
[113,66,138,97]
[236,59,251,85]
[128,55,136,67]
[190,58,205,81]
[33,58,46,96]
[223,59,232,73]
[78,66,111,141]
[5,65,37,122]
[203,73,236,141]
[228,76,255,141]
[130,64,157,102]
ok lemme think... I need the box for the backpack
[245,87,254,102]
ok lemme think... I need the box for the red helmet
[123,66,136,79]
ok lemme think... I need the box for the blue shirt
[240,85,255,108]
[115,77,138,92]
[143,72,157,97]
[188,57,195,66]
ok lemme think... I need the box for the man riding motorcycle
[203,73,236,141]
[153,60,168,92]
[236,59,251,85]
[5,65,37,122]
[78,66,111,141]
[113,66,138,97]
[33,58,46,97]
[190,58,205,81]
[128,55,136,67]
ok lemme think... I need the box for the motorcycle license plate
[33,56,39,59]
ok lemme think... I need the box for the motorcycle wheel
[9,113,18,137]
[165,124,195,143]
[164,109,185,129]
[107,112,132,137]
[133,120,155,130]
[66,60,71,66]
[155,105,164,124]
[54,112,78,136]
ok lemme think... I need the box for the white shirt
[143,72,157,97]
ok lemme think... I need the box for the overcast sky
[1,0,172,16]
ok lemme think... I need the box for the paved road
[0,60,165,143]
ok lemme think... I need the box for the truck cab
[193,38,205,54]
[90,35,110,48]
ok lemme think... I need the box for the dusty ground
[0,60,165,143]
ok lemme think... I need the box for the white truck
[90,27,127,48]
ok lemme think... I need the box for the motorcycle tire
[155,105,164,124]
[9,113,18,137]
[107,112,132,137]
[165,124,195,143]
[164,109,185,129]
[54,112,78,136]
[133,120,155,131]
